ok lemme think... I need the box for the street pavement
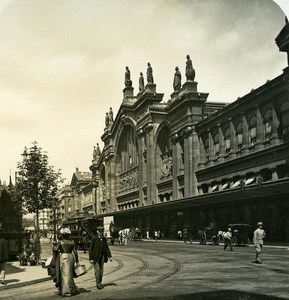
[1,238,289,299]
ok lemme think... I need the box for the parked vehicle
[228,223,251,246]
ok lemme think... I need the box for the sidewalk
[0,238,52,291]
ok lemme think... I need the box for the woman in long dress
[54,228,79,297]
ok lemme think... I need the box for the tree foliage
[16,141,63,213]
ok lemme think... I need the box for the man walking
[0,231,9,285]
[223,228,233,251]
[253,222,266,264]
[89,226,112,290]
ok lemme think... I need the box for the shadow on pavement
[112,290,286,300]
[6,263,25,274]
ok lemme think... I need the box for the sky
[0,0,288,185]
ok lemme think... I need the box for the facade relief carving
[119,167,139,193]
[160,152,173,179]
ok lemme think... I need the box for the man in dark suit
[0,230,9,285]
[89,226,112,290]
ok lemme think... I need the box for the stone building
[90,24,289,242]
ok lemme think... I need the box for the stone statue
[124,66,132,87]
[93,143,101,161]
[146,62,154,84]
[96,143,101,156]
[173,66,182,91]
[109,107,113,123]
[139,72,144,92]
[105,112,109,128]
[185,55,195,81]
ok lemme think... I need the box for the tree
[16,141,63,264]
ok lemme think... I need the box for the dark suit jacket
[89,235,111,264]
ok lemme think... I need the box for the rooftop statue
[173,66,182,91]
[105,112,109,128]
[139,72,144,92]
[124,66,132,87]
[109,107,114,123]
[185,55,195,81]
[146,62,154,84]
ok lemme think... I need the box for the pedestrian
[89,226,113,290]
[183,229,189,245]
[53,227,80,297]
[154,230,158,242]
[119,230,123,245]
[0,230,9,285]
[253,222,266,264]
[80,231,89,254]
[223,228,233,251]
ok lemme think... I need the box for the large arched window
[236,121,243,149]
[264,108,272,140]
[213,133,219,157]
[116,125,138,174]
[224,127,231,153]
[156,126,172,180]
[248,116,257,146]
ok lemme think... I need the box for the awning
[222,182,230,190]
[232,180,241,188]
[211,185,218,192]
[245,177,256,185]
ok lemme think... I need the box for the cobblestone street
[1,240,289,300]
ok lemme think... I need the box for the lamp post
[93,181,98,216]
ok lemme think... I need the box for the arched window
[236,121,243,149]
[224,128,230,153]
[213,133,219,157]
[248,116,257,146]
[264,108,272,140]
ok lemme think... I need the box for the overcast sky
[0,0,288,185]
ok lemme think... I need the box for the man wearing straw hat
[89,226,112,290]
[253,221,266,264]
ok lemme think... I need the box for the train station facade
[89,23,289,242]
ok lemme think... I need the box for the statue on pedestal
[173,66,182,91]
[124,66,132,87]
[139,72,144,92]
[146,62,154,84]
[93,143,101,161]
[185,55,195,81]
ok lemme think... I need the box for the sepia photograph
[0,0,289,299]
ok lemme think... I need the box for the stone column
[242,114,249,154]
[137,130,144,205]
[198,136,206,169]
[218,124,225,162]
[191,127,199,196]
[256,107,264,150]
[184,126,194,197]
[208,130,214,165]
[146,124,156,205]
[230,119,237,158]
[171,133,179,199]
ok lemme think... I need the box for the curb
[0,276,51,290]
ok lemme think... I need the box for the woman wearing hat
[253,222,266,264]
[54,227,79,296]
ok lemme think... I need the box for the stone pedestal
[123,86,134,98]
[144,83,156,94]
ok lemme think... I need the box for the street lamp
[92,181,98,215]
